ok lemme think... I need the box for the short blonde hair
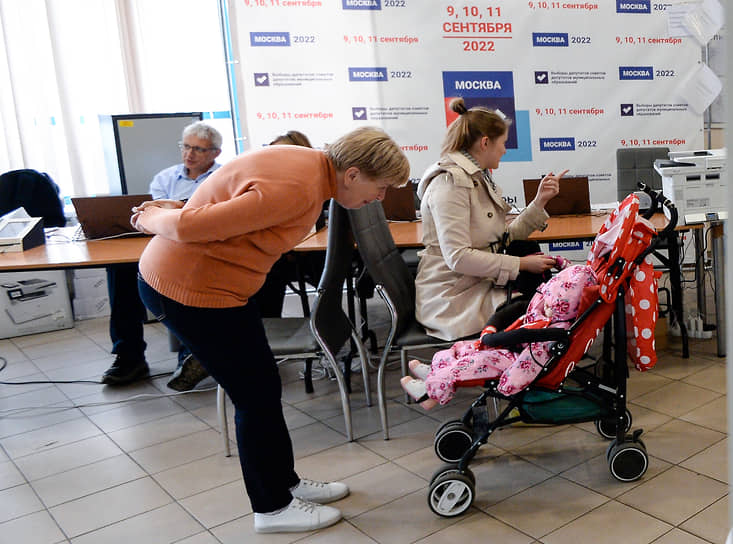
[326,126,409,187]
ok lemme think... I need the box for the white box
[72,267,107,279]
[72,275,108,299]
[0,271,73,339]
[73,296,111,320]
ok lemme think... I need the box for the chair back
[310,200,356,355]
[616,147,669,202]
[348,201,415,337]
[0,169,66,227]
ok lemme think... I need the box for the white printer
[653,148,727,224]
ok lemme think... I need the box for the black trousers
[138,278,299,513]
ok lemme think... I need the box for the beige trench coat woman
[414,151,549,341]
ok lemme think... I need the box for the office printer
[653,148,727,224]
[2,278,57,302]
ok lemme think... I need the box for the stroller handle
[637,182,677,234]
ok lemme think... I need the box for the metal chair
[348,201,451,440]
[218,199,372,454]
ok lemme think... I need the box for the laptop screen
[522,177,591,216]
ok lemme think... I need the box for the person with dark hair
[101,121,222,387]
[131,126,410,534]
[414,97,568,341]
[269,130,312,148]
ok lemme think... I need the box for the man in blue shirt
[102,121,222,388]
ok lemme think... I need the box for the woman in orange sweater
[131,127,409,534]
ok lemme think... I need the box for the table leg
[666,231,689,358]
[711,221,726,357]
[694,228,707,325]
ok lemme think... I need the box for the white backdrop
[229,0,705,205]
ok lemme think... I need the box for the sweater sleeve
[137,183,314,243]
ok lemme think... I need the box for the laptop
[522,176,591,216]
[381,183,417,221]
[71,194,152,240]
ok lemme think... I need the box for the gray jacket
[414,151,548,340]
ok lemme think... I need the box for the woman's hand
[519,253,557,273]
[130,209,152,234]
[134,199,184,211]
[534,169,569,208]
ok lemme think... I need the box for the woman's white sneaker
[254,497,342,533]
[291,478,349,503]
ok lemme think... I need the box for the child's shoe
[408,359,431,380]
[400,376,438,410]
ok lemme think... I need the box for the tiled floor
[0,293,728,543]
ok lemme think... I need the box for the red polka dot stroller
[427,184,677,518]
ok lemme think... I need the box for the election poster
[228,0,705,204]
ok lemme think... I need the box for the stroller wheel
[608,439,648,482]
[428,471,475,517]
[434,424,474,463]
[596,409,633,440]
[435,419,465,437]
[429,463,476,486]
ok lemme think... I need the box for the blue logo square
[535,71,549,84]
[620,104,634,116]
[254,73,269,87]
[352,107,367,120]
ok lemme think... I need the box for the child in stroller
[401,262,597,409]
[418,187,675,518]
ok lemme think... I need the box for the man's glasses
[178,142,217,154]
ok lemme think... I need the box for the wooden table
[295,212,703,358]
[0,228,151,271]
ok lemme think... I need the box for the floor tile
[1,416,101,459]
[49,477,171,538]
[179,480,251,528]
[0,312,728,543]
[643,418,725,465]
[0,483,44,523]
[561,452,672,498]
[617,466,727,525]
[679,495,729,544]
[129,428,224,474]
[414,512,533,544]
[340,461,426,518]
[69,503,202,544]
[486,476,607,539]
[107,412,210,452]
[651,528,715,544]
[541,500,671,544]
[349,489,463,544]
[31,453,145,507]
[633,381,721,418]
[14,434,122,481]
[679,395,727,433]
[0,510,66,544]
[152,453,241,500]
[0,459,25,489]
[680,437,728,483]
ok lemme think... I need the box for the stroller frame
[427,185,677,518]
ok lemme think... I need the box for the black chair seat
[396,320,446,347]
[262,317,319,354]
